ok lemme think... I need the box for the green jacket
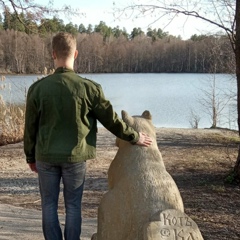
[24,67,139,163]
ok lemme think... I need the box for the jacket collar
[54,67,75,73]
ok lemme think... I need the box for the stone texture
[144,209,204,240]
[92,111,184,240]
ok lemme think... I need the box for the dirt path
[0,128,240,239]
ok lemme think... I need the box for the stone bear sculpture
[92,110,184,240]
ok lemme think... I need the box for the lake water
[0,73,237,129]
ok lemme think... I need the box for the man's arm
[92,86,152,145]
[24,88,39,169]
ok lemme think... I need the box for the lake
[0,73,237,129]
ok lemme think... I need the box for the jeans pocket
[62,161,86,175]
[36,161,56,172]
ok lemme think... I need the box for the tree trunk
[233,0,240,179]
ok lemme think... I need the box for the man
[24,32,152,240]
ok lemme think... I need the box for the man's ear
[74,50,78,59]
[52,51,57,60]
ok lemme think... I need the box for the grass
[0,76,25,145]
[206,132,240,144]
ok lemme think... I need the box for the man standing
[24,32,152,240]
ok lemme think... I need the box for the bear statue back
[92,110,184,240]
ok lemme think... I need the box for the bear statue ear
[122,110,134,125]
[142,110,152,120]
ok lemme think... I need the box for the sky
[44,0,220,40]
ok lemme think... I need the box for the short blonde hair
[52,32,76,59]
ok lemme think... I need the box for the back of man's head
[52,32,76,60]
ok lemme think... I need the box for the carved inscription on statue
[143,209,204,240]
[159,213,194,240]
[161,213,193,226]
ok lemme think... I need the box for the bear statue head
[121,110,156,144]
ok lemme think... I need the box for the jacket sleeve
[92,85,139,144]
[24,87,39,163]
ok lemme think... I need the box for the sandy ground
[0,127,240,239]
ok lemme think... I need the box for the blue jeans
[36,161,86,240]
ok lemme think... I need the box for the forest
[0,9,235,74]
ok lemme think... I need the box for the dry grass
[0,76,25,145]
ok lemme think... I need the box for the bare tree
[115,0,240,180]
[199,74,233,128]
[0,0,79,33]
[188,109,201,129]
[198,36,236,129]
